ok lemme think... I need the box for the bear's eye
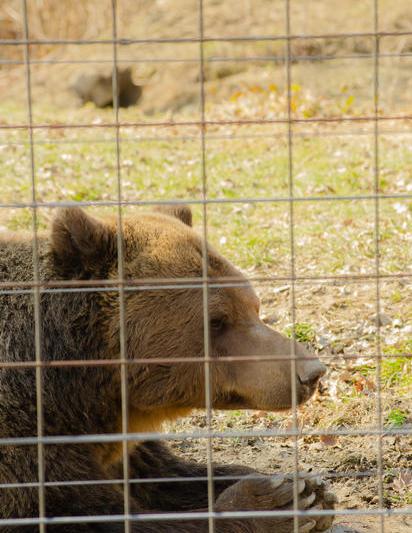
[210,316,228,335]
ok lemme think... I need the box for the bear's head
[51,206,326,417]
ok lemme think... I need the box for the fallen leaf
[320,434,339,447]
[353,375,376,393]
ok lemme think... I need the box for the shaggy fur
[0,206,335,532]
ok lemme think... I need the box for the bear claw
[215,472,336,532]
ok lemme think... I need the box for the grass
[357,340,412,393]
[285,322,316,344]
[1,100,411,281]
[386,408,408,427]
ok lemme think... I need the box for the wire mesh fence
[0,0,411,532]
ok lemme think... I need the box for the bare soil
[2,0,412,115]
[169,407,412,532]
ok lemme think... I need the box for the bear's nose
[297,361,326,385]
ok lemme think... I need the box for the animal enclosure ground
[0,0,411,530]
[0,102,410,532]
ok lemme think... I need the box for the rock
[327,526,361,533]
[272,285,290,294]
[317,335,330,348]
[71,67,142,108]
[371,312,392,327]
[339,286,352,295]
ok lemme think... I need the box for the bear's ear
[50,207,117,276]
[154,205,193,227]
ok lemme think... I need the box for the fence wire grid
[0,0,411,532]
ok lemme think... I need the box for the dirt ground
[2,0,412,116]
[169,407,412,532]
[329,518,411,533]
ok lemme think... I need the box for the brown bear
[0,206,335,532]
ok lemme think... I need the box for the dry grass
[2,0,412,114]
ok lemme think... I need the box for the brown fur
[96,407,192,468]
[0,205,334,532]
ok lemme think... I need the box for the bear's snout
[297,360,326,386]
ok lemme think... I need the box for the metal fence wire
[0,0,411,532]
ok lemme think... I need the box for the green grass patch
[386,490,412,507]
[285,322,316,344]
[385,408,408,428]
[357,340,412,392]
[382,340,412,388]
